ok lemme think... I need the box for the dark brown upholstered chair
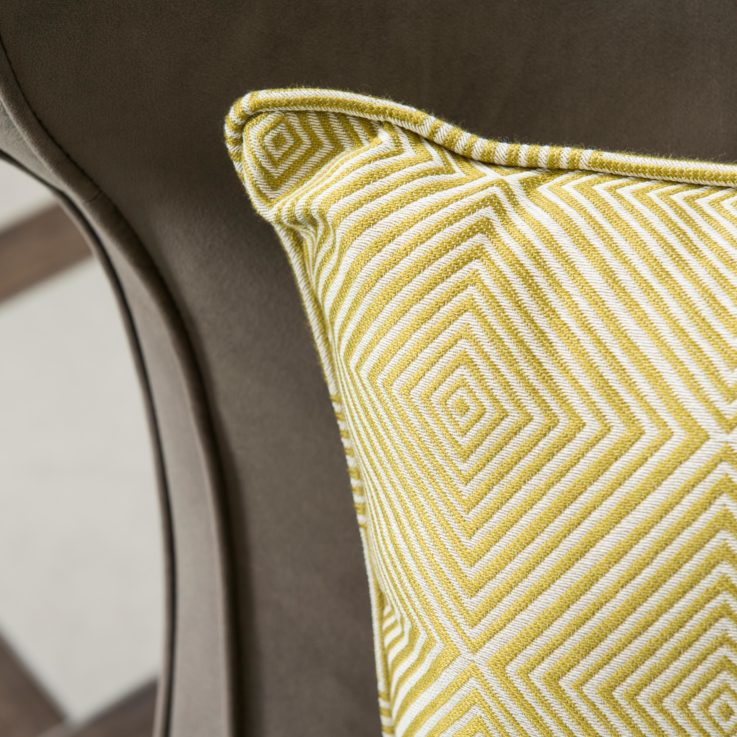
[1,3,735,735]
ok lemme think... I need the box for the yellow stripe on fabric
[225,86,737,737]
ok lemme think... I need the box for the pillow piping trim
[225,87,737,192]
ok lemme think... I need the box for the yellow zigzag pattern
[225,88,737,737]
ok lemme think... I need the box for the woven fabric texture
[226,88,737,737]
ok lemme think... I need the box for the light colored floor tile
[0,261,163,720]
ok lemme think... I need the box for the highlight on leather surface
[226,87,737,736]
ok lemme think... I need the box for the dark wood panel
[69,681,157,737]
[0,630,63,737]
[0,205,90,302]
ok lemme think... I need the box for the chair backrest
[2,3,736,735]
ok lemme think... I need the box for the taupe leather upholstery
[1,3,735,735]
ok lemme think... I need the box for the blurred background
[0,162,163,736]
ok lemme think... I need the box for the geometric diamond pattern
[226,87,737,736]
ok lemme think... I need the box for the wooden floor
[68,682,157,737]
[0,631,62,737]
[0,205,90,303]
[0,206,157,737]
[0,621,156,737]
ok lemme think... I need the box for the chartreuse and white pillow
[225,88,737,737]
